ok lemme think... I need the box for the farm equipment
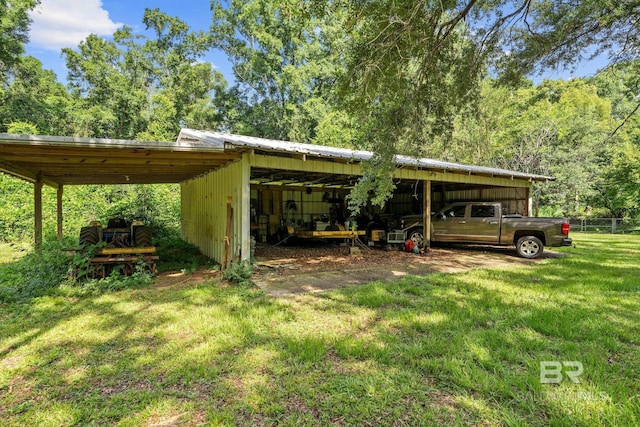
[78,218,158,277]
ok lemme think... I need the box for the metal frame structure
[0,130,553,264]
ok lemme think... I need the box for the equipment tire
[134,226,152,247]
[79,226,99,247]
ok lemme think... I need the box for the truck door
[464,204,500,243]
[431,204,468,241]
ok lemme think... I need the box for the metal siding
[180,157,249,264]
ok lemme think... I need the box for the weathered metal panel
[181,155,250,264]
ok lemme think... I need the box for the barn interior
[249,166,530,244]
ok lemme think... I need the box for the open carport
[0,130,552,266]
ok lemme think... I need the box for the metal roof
[178,129,554,182]
[0,129,553,187]
[0,132,238,187]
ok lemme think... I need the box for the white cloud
[29,0,122,51]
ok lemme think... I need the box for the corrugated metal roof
[178,129,554,182]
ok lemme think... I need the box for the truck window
[470,205,495,218]
[443,205,466,218]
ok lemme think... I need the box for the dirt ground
[251,241,561,297]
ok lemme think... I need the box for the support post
[240,154,251,261]
[34,173,43,251]
[223,196,233,269]
[57,185,64,241]
[423,180,432,249]
[526,186,533,216]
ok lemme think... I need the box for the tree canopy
[0,0,39,79]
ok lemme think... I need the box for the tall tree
[0,55,72,134]
[64,8,226,140]
[210,0,351,142]
[339,0,640,210]
[0,0,39,79]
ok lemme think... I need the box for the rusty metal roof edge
[0,132,226,152]
[179,129,555,182]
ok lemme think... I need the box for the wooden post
[57,185,64,241]
[526,186,533,216]
[223,196,233,269]
[423,180,431,249]
[34,173,43,251]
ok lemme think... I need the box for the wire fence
[569,218,640,234]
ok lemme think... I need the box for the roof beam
[0,160,59,188]
[0,155,232,167]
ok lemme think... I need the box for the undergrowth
[0,235,222,303]
[0,240,70,302]
[0,240,154,303]
[221,260,254,284]
[154,236,216,273]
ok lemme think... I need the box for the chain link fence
[569,218,640,234]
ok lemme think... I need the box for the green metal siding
[181,155,250,264]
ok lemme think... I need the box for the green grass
[0,242,28,266]
[1,234,639,426]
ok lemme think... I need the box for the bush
[0,240,70,302]
[0,239,156,303]
[75,264,154,296]
[221,260,253,285]
[155,236,216,273]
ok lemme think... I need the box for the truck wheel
[79,226,99,247]
[516,236,544,259]
[408,228,424,248]
[134,226,153,247]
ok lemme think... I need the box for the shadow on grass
[1,233,639,425]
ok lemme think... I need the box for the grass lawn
[0,242,29,266]
[0,233,639,426]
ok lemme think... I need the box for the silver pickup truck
[399,202,572,258]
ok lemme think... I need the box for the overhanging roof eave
[178,129,555,183]
[0,133,226,153]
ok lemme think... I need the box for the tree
[430,77,616,217]
[0,56,72,134]
[210,0,351,142]
[0,0,39,79]
[587,62,640,217]
[498,1,640,82]
[64,8,226,140]
[64,30,150,138]
[338,0,640,211]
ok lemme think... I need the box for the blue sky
[26,0,234,83]
[25,0,607,86]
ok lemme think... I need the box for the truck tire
[134,226,152,247]
[516,236,544,259]
[408,228,424,248]
[79,226,99,247]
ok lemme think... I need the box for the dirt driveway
[252,242,560,297]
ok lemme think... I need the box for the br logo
[540,361,584,384]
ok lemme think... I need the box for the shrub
[221,260,253,285]
[0,240,70,302]
[155,236,216,273]
[0,239,156,303]
[77,263,154,295]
